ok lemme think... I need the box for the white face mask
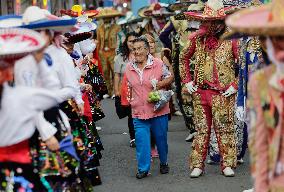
[266,37,284,73]
[79,39,97,56]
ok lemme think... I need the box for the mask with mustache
[79,39,97,56]
[266,37,284,91]
[199,22,225,37]
[266,37,284,73]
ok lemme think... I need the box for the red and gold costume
[180,28,239,170]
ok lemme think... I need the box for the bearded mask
[78,39,96,56]
[199,21,225,37]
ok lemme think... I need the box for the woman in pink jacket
[123,36,174,179]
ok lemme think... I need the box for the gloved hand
[236,106,245,121]
[185,81,198,94]
[222,85,237,97]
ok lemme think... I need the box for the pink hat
[226,0,284,36]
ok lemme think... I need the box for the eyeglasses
[133,46,146,52]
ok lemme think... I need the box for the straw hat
[116,11,136,25]
[94,8,122,19]
[225,0,284,36]
[0,28,46,65]
[169,0,199,12]
[138,3,174,18]
[0,6,77,32]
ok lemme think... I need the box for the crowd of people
[0,0,284,191]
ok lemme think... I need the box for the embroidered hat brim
[184,11,226,20]
[226,4,284,36]
[184,6,235,21]
[0,15,77,32]
[0,28,46,62]
[94,9,122,19]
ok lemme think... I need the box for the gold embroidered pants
[190,89,237,170]
[99,49,115,95]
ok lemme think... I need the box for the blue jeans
[133,115,168,173]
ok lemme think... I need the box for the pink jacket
[123,55,170,120]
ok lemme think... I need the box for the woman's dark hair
[133,36,150,50]
[119,31,139,61]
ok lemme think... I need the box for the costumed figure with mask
[160,0,204,142]
[226,0,284,191]
[206,0,270,168]
[95,8,122,98]
[71,14,107,124]
[180,0,239,178]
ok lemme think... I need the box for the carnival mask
[199,21,225,36]
[79,39,96,56]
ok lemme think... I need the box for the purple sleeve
[159,22,175,50]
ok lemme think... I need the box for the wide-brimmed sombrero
[94,8,123,19]
[0,6,77,32]
[169,0,199,12]
[138,3,174,18]
[0,28,46,64]
[184,0,236,21]
[117,11,135,25]
[174,1,205,20]
[226,0,284,36]
[65,22,96,44]
[60,4,99,18]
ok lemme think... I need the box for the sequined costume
[180,31,239,170]
[83,60,108,122]
[208,37,269,163]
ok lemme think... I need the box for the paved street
[94,99,252,192]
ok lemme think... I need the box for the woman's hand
[77,103,84,116]
[114,73,121,97]
[156,81,163,90]
[45,136,60,151]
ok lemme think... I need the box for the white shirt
[14,55,39,87]
[15,55,57,141]
[0,83,61,146]
[44,44,83,105]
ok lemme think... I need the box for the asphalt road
[94,99,252,192]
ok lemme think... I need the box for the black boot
[136,172,148,179]
[160,164,169,174]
